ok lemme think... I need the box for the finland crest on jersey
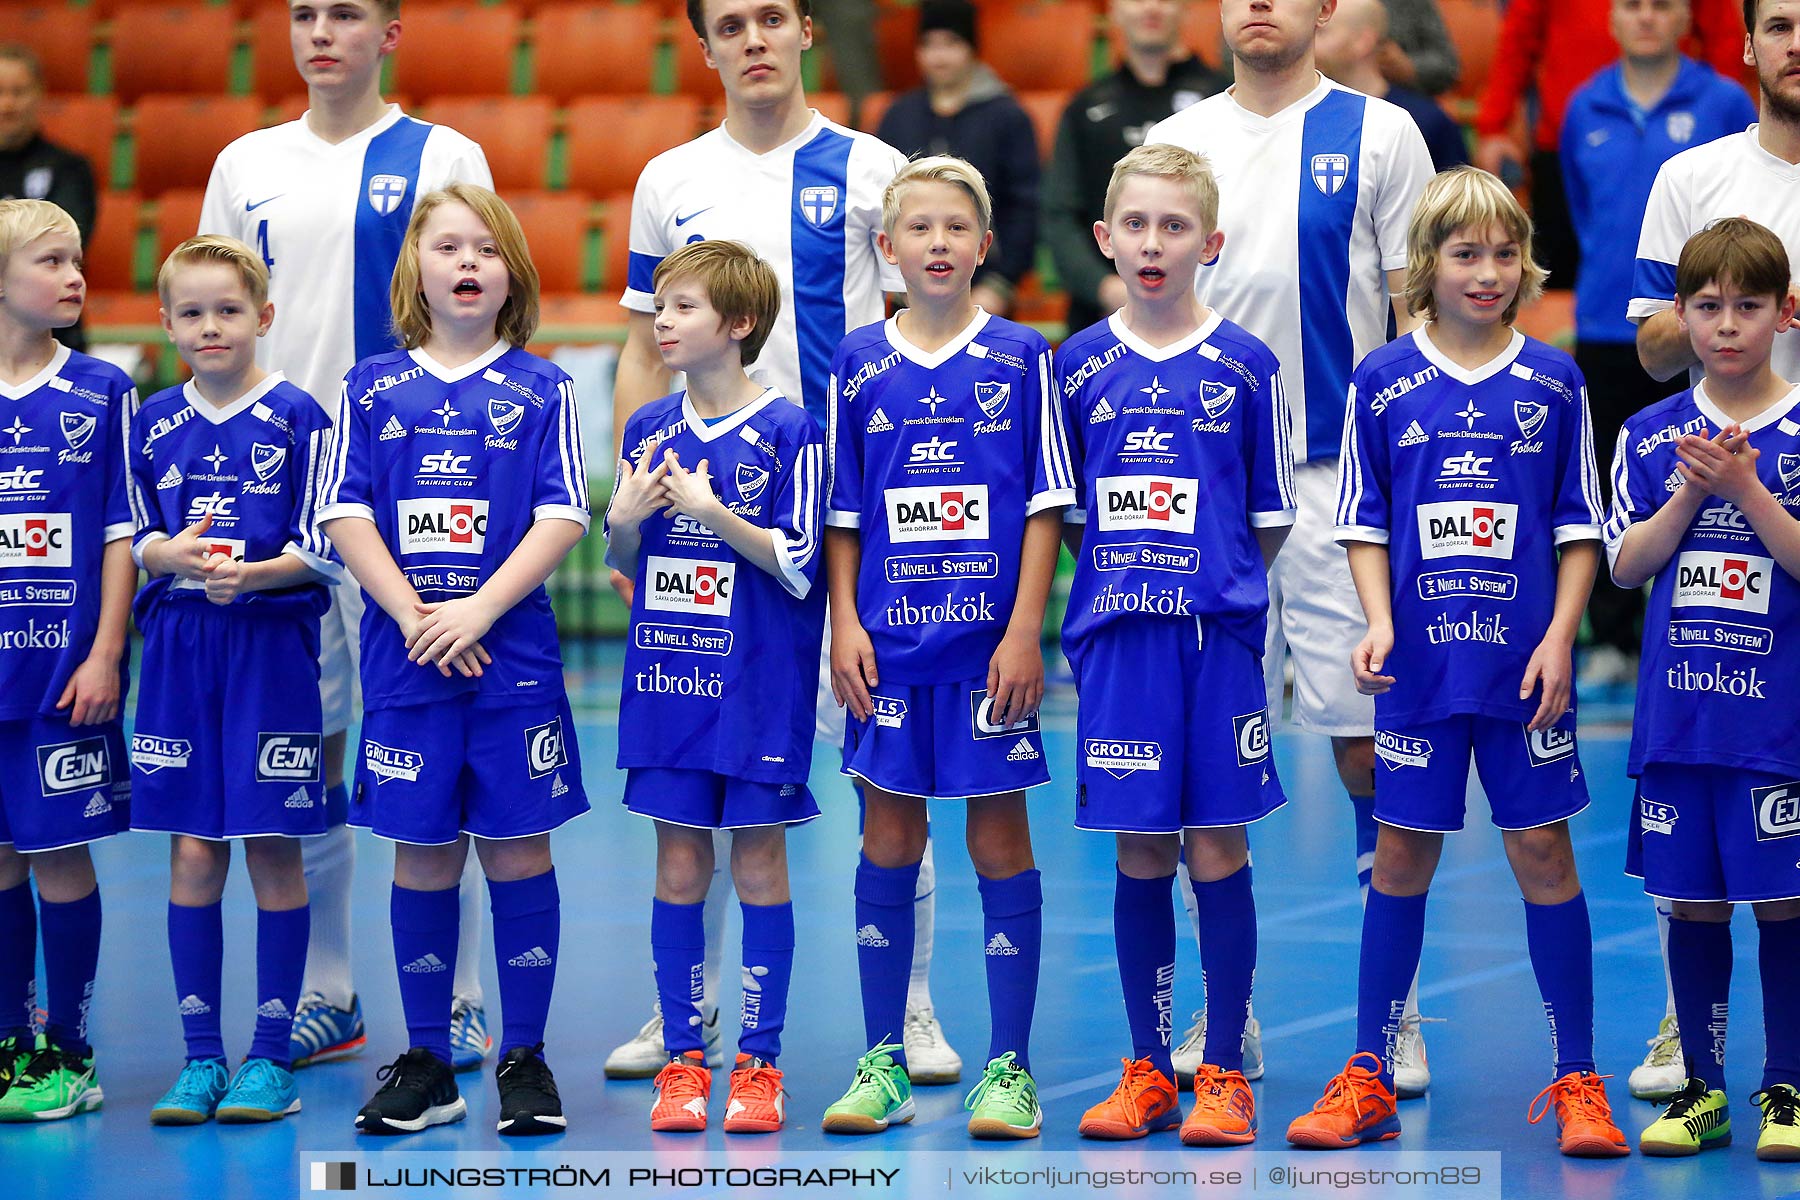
[0,345,136,722]
[825,312,1075,684]
[128,374,338,621]
[1605,384,1800,777]
[1336,330,1604,726]
[607,388,826,784]
[316,342,589,714]
[1056,312,1296,656]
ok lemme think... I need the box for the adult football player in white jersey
[1146,0,1433,1090]
[198,0,495,1074]
[605,0,965,1085]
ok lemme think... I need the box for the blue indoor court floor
[6,651,1799,1200]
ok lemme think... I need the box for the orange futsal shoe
[722,1054,786,1134]
[1078,1057,1182,1139]
[1181,1064,1257,1146]
[1528,1070,1631,1158]
[1286,1052,1401,1149]
[649,1050,711,1132]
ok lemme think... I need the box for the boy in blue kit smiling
[819,157,1074,1141]
[130,236,338,1126]
[316,184,590,1137]
[1609,216,1800,1161]
[606,239,825,1136]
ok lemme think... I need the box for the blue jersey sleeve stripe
[1297,92,1366,463]
[1633,257,1678,303]
[627,251,663,297]
[791,129,855,424]
[353,119,433,363]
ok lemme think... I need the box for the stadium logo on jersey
[975,382,1010,419]
[734,464,770,503]
[1085,739,1161,778]
[1089,396,1116,424]
[1233,710,1271,767]
[0,513,72,567]
[1063,343,1128,398]
[1753,783,1800,841]
[130,734,191,773]
[1370,366,1440,414]
[256,733,320,783]
[487,398,524,439]
[1200,381,1236,420]
[1640,799,1678,835]
[798,185,839,225]
[157,463,184,490]
[250,443,286,483]
[1514,400,1549,442]
[884,484,989,543]
[1525,725,1576,767]
[523,716,568,780]
[1397,421,1429,448]
[1667,111,1696,143]
[397,498,489,554]
[971,690,1040,740]
[1437,451,1495,484]
[1672,551,1773,614]
[1310,153,1350,195]
[365,742,424,784]
[871,695,908,728]
[0,467,45,494]
[368,173,409,215]
[37,737,109,798]
[1374,731,1433,770]
[1637,413,1707,457]
[866,408,895,434]
[59,412,95,452]
[1416,501,1517,560]
[1096,475,1197,533]
[644,555,736,615]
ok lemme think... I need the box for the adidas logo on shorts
[402,953,449,974]
[866,408,894,433]
[1006,737,1039,762]
[283,786,312,809]
[985,932,1020,957]
[380,415,407,442]
[507,946,553,968]
[178,993,212,1016]
[550,772,568,798]
[1089,396,1116,424]
[82,792,111,818]
[156,463,183,490]
[256,997,292,1020]
[855,924,889,948]
[1398,420,1429,447]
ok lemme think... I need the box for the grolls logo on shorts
[0,513,71,567]
[524,716,568,780]
[365,742,424,784]
[256,733,321,783]
[1096,476,1197,533]
[1672,551,1772,614]
[1233,711,1270,767]
[130,734,191,773]
[1085,739,1161,778]
[1752,782,1800,842]
[397,498,489,554]
[644,556,736,616]
[884,484,989,543]
[1416,501,1517,560]
[1640,799,1678,835]
[1374,731,1433,770]
[37,737,110,797]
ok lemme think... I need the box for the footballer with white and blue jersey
[1607,217,1800,1160]
[1292,168,1624,1158]
[129,237,341,1127]
[317,186,588,1138]
[0,200,135,1124]
[1057,147,1292,1148]
[819,159,1074,1141]
[604,241,824,1135]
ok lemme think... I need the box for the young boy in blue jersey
[0,199,134,1123]
[818,157,1074,1141]
[130,236,338,1126]
[606,239,825,1135]
[1289,167,1627,1158]
[1056,144,1294,1147]
[316,184,590,1137]
[1609,216,1800,1161]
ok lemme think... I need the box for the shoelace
[374,1051,438,1095]
[1309,1053,1388,1117]
[1174,1011,1207,1054]
[234,1058,284,1094]
[1656,1077,1713,1120]
[1104,1058,1166,1127]
[167,1059,226,1102]
[652,1055,709,1103]
[732,1060,784,1107]
[903,1008,937,1041]
[1752,1085,1800,1127]
[848,1039,908,1106]
[1644,1018,1681,1060]
[963,1052,1029,1113]
[1527,1072,1615,1125]
[13,1044,64,1088]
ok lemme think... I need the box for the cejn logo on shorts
[397,498,489,554]
[644,556,735,616]
[37,737,110,797]
[524,716,568,780]
[1095,476,1197,534]
[884,485,989,543]
[970,689,1040,739]
[1524,725,1576,767]
[1752,782,1800,842]
[256,733,321,783]
[1233,711,1270,767]
[0,513,72,567]
[1415,501,1517,560]
[1672,551,1773,615]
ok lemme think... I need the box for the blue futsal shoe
[150,1058,230,1126]
[217,1057,302,1123]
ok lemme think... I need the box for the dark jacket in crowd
[1,134,98,352]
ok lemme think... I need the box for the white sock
[453,848,485,1007]
[705,829,731,1020]
[300,823,356,1010]
[1656,896,1676,1018]
[906,837,936,1008]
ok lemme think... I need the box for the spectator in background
[1561,0,1753,692]
[1043,0,1227,336]
[1473,0,1746,285]
[814,0,883,116]
[0,46,96,352]
[1316,0,1468,170]
[1375,0,1460,96]
[876,0,1039,316]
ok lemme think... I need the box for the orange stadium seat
[506,191,591,293]
[564,95,704,198]
[1180,0,1225,69]
[531,4,659,102]
[416,96,553,190]
[979,4,1097,92]
[1017,91,1071,164]
[810,91,851,127]
[131,95,263,196]
[1442,0,1500,105]
[392,4,521,100]
[150,188,206,266]
[38,96,120,191]
[599,191,633,294]
[873,4,921,93]
[81,192,141,292]
[9,6,97,94]
[250,4,308,101]
[856,90,893,134]
[108,4,236,102]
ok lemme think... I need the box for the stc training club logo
[397,499,489,555]
[1672,551,1772,615]
[1095,475,1197,534]
[884,484,989,543]
[1416,501,1518,561]
[644,556,737,616]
